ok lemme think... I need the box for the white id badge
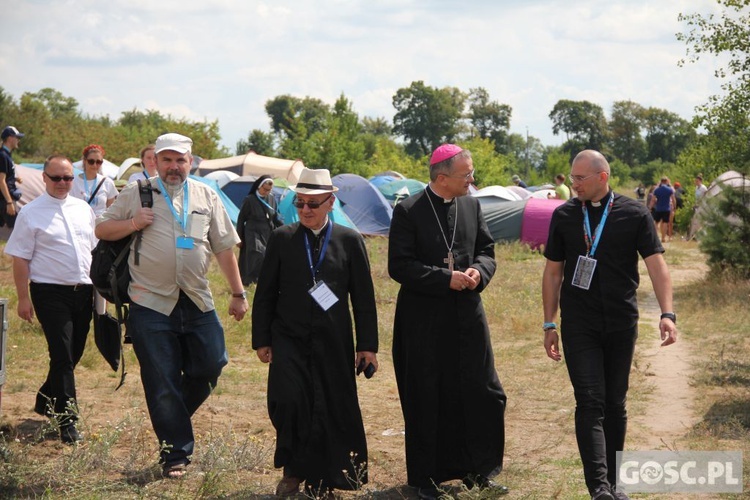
[308,281,339,311]
[572,255,597,290]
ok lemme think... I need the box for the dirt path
[630,243,707,450]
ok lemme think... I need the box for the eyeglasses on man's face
[443,169,475,180]
[569,172,604,184]
[44,173,75,183]
[293,194,332,209]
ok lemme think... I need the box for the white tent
[196,152,305,184]
[117,158,142,180]
[690,170,750,239]
[72,158,119,179]
[203,170,239,188]
[473,185,524,202]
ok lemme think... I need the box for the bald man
[541,150,678,500]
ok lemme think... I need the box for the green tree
[236,129,275,156]
[466,87,512,152]
[677,0,750,173]
[392,81,466,158]
[549,99,608,157]
[609,100,646,167]
[642,107,695,163]
[698,185,750,278]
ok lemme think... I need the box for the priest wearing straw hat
[252,167,378,499]
[388,144,508,499]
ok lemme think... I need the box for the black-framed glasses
[293,194,332,209]
[86,159,104,166]
[44,173,75,182]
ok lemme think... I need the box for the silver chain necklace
[425,186,458,272]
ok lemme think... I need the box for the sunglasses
[293,194,332,209]
[44,173,75,182]
[86,159,104,166]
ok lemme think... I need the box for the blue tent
[277,189,357,230]
[189,175,239,224]
[332,174,393,236]
[377,178,427,204]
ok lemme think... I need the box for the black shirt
[544,192,664,332]
[0,145,17,202]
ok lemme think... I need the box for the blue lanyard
[256,192,275,212]
[82,175,96,205]
[581,192,614,257]
[156,178,189,233]
[303,222,332,283]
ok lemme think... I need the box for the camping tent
[690,170,750,239]
[377,179,427,204]
[203,170,239,189]
[474,192,564,249]
[332,174,393,236]
[474,185,524,202]
[196,152,305,183]
[117,158,143,181]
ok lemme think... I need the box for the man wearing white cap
[388,144,507,499]
[96,133,247,478]
[252,168,378,498]
[0,125,25,227]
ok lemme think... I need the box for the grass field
[0,238,748,499]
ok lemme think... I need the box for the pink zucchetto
[429,144,463,166]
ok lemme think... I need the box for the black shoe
[60,424,82,444]
[417,486,440,500]
[34,393,53,417]
[591,485,614,500]
[611,489,630,500]
[462,474,509,495]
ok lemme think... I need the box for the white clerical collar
[310,216,329,236]
[427,184,454,203]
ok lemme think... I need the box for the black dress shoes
[463,473,509,495]
[60,424,82,444]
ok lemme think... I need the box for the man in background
[5,155,96,444]
[694,174,708,202]
[649,177,675,243]
[0,125,25,227]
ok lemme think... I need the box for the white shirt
[71,173,118,217]
[5,192,97,285]
[695,183,708,200]
[128,170,151,184]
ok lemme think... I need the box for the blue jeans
[128,294,228,466]
[562,325,637,495]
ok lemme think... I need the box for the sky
[0,0,727,154]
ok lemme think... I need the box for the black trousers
[30,282,93,422]
[562,325,637,495]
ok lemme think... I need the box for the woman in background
[72,144,117,217]
[237,175,282,285]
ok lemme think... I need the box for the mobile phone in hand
[357,358,375,379]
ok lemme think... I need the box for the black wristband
[660,312,677,324]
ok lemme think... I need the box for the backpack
[89,180,154,387]
[90,180,154,304]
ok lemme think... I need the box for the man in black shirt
[542,150,678,500]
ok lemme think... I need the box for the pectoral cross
[444,251,455,272]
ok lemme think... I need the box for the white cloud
[0,0,730,152]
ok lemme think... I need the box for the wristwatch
[660,312,677,324]
[232,291,247,299]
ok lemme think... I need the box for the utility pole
[525,127,530,179]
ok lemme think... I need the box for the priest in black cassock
[252,168,378,499]
[388,144,508,500]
